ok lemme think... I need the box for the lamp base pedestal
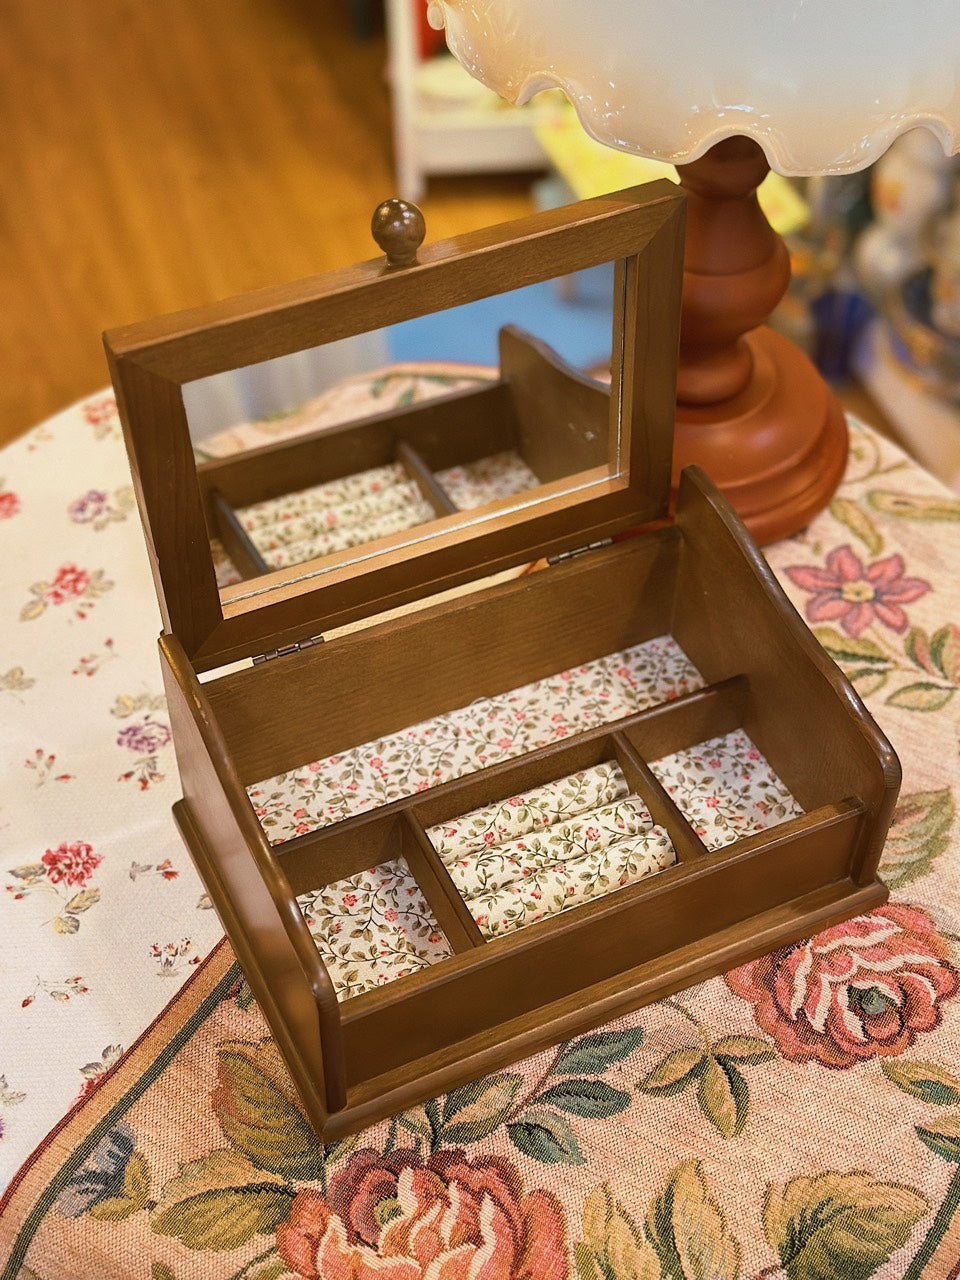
[672,325,848,546]
[671,137,848,545]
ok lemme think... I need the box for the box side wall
[204,531,682,785]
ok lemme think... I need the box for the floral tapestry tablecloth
[3,370,960,1278]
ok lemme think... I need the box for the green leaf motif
[65,887,100,913]
[930,624,960,683]
[829,497,883,555]
[438,1073,523,1144]
[234,980,255,1011]
[89,1150,150,1221]
[711,1036,777,1064]
[868,490,960,521]
[507,1108,585,1165]
[577,1183,661,1280]
[151,1148,295,1251]
[916,1111,960,1163]
[764,1170,928,1280]
[323,1133,359,1170]
[811,627,891,669]
[880,789,954,889]
[241,1259,288,1280]
[423,1097,442,1142]
[553,1028,644,1076]
[213,1040,325,1181]
[881,1058,960,1106]
[905,627,941,678]
[638,1048,707,1096]
[8,863,46,883]
[697,1057,748,1140]
[397,1106,434,1140]
[534,1079,632,1119]
[645,1160,741,1280]
[886,682,955,712]
[847,668,890,699]
[151,1266,176,1280]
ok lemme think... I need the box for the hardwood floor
[0,0,535,446]
[1,0,899,454]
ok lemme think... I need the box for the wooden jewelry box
[105,181,900,1141]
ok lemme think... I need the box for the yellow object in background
[534,97,809,236]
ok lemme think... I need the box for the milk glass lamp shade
[429,1,960,176]
[427,0,960,542]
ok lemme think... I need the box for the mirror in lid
[107,187,682,673]
[185,210,620,597]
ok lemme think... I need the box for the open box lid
[104,181,685,673]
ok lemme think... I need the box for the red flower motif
[726,904,959,1068]
[45,564,91,605]
[42,841,101,887]
[277,1148,567,1279]
[0,491,19,519]
[82,396,117,426]
[786,545,930,638]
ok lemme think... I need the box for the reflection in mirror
[183,266,621,598]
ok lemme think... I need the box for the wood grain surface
[0,0,535,446]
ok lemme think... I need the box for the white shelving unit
[385,0,551,200]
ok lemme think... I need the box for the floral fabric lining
[247,635,706,845]
[434,449,540,510]
[651,727,804,849]
[295,858,451,1001]
[231,449,541,573]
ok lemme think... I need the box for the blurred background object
[4,0,960,493]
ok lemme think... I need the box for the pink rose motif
[0,491,19,519]
[277,1148,568,1280]
[42,840,102,887]
[726,903,959,1069]
[82,396,117,426]
[68,490,107,523]
[786,545,930,638]
[116,720,171,756]
[45,564,90,605]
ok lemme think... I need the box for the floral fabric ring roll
[426,760,629,862]
[239,461,409,530]
[468,828,677,938]
[255,500,434,569]
[444,794,660,899]
[244,479,430,553]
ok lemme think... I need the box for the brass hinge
[547,537,613,566]
[252,634,325,664]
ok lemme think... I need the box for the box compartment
[161,471,897,1136]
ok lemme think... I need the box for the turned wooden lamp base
[673,325,849,545]
[671,137,848,545]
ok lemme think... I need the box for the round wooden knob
[371,199,426,268]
